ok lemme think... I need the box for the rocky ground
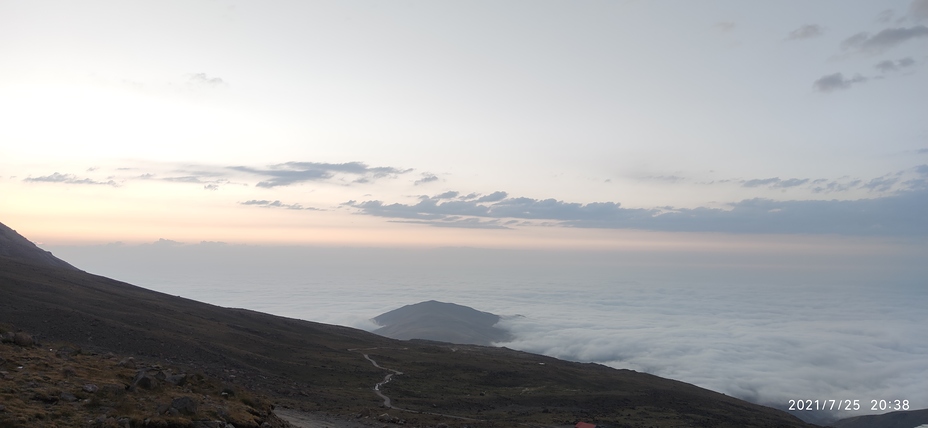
[0,325,290,428]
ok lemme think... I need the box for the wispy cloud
[240,199,321,211]
[874,57,917,72]
[22,172,119,187]
[475,191,508,203]
[641,175,686,183]
[231,161,412,188]
[414,173,439,186]
[188,73,226,86]
[391,218,510,230]
[840,25,928,54]
[813,72,867,92]
[786,24,824,40]
[741,177,810,189]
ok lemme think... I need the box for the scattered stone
[117,357,135,368]
[13,332,34,347]
[165,373,187,386]
[56,345,81,359]
[130,369,163,391]
[33,391,59,404]
[83,383,99,393]
[171,396,198,415]
[0,331,13,343]
[60,391,78,402]
[377,413,400,423]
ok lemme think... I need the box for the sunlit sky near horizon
[2,1,927,256]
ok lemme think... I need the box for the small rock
[83,384,99,393]
[165,373,187,386]
[130,370,161,390]
[60,392,78,402]
[117,357,135,368]
[171,396,198,415]
[12,332,34,347]
[0,332,13,343]
[56,345,81,359]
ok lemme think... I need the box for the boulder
[12,332,33,347]
[56,345,81,359]
[165,373,187,386]
[130,369,164,391]
[171,396,198,415]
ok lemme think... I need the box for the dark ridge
[0,221,77,270]
[372,300,513,346]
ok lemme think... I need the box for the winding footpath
[362,352,403,408]
[349,348,483,421]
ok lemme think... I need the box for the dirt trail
[276,409,374,428]
[349,348,483,421]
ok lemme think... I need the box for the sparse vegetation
[0,331,288,428]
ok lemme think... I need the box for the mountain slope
[0,221,76,270]
[372,300,513,345]
[0,224,821,427]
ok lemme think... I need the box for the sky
[1,0,927,254]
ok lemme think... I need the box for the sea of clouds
[48,244,927,424]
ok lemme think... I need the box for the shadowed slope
[373,300,513,346]
[0,221,76,270]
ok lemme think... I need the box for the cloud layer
[347,188,928,237]
[44,244,928,424]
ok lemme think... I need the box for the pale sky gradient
[2,0,927,253]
